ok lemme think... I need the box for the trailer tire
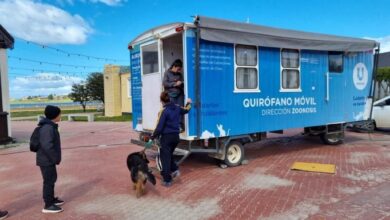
[366,120,376,131]
[320,133,343,145]
[224,141,244,167]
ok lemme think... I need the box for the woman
[151,91,191,187]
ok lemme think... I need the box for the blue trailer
[128,16,379,166]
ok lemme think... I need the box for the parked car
[348,95,390,131]
[372,95,390,129]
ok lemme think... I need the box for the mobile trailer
[128,16,379,166]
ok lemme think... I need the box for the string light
[17,38,128,63]
[9,66,92,75]
[8,56,103,69]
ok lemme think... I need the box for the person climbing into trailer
[150,91,191,187]
[163,59,185,130]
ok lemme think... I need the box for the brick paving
[0,121,389,219]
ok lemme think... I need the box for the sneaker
[0,210,8,220]
[172,170,181,179]
[161,181,172,187]
[54,197,64,206]
[42,205,63,214]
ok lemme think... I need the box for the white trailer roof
[197,16,379,52]
[128,16,379,52]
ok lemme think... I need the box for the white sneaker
[172,170,181,179]
[42,205,63,214]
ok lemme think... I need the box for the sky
[1,0,390,99]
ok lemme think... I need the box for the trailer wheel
[366,120,376,131]
[224,141,244,167]
[320,132,343,145]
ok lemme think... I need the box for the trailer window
[282,69,300,89]
[281,49,300,90]
[328,52,343,73]
[235,45,259,91]
[236,45,257,66]
[141,42,159,75]
[236,68,258,89]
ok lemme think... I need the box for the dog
[126,150,156,198]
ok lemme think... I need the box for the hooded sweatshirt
[151,102,191,139]
[36,118,62,166]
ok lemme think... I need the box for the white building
[0,25,14,144]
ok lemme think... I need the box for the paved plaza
[0,121,389,219]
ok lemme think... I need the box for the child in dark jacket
[151,91,191,187]
[36,105,64,213]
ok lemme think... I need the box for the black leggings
[160,133,180,182]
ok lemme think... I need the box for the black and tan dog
[126,150,156,198]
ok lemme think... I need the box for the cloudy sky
[1,0,390,98]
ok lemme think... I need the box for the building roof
[0,25,14,49]
[378,52,390,68]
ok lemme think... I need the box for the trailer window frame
[127,77,131,98]
[280,48,301,92]
[234,44,260,93]
[140,41,160,75]
[328,51,344,73]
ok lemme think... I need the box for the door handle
[326,72,329,102]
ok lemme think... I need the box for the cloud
[0,0,93,44]
[364,35,390,53]
[89,0,126,6]
[10,73,84,98]
[57,0,126,6]
[56,0,75,6]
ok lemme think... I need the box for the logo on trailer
[353,63,368,90]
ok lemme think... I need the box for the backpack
[30,126,41,152]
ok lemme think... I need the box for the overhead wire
[9,66,92,75]
[16,38,128,63]
[8,55,103,70]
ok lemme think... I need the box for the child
[36,105,64,213]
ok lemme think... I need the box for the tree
[68,83,90,112]
[86,72,104,103]
[47,94,54,100]
[376,67,390,98]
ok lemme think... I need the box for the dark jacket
[163,69,184,96]
[151,102,191,139]
[36,118,61,166]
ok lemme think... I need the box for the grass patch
[96,114,132,122]
[69,114,132,122]
[10,98,72,104]
[11,109,97,118]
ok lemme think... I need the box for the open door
[162,34,183,73]
[141,41,162,130]
[140,34,184,132]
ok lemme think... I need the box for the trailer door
[140,41,162,130]
[327,52,346,122]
